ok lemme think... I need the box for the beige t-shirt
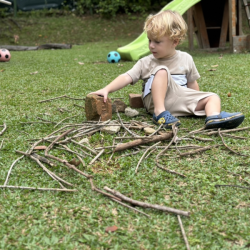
[126,50,200,88]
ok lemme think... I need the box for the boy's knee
[155,69,168,78]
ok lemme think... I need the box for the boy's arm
[90,73,133,102]
[187,80,199,91]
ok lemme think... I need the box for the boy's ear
[173,39,180,46]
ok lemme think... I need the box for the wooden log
[114,132,173,152]
[38,44,72,50]
[0,44,72,51]
[0,45,38,51]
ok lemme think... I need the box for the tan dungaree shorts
[142,66,218,117]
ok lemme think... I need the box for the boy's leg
[196,95,244,129]
[195,95,220,116]
[151,69,180,128]
[151,69,168,116]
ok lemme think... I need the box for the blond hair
[144,10,187,42]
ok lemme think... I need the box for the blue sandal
[205,111,244,129]
[153,111,181,129]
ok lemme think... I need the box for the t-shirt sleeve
[186,57,200,82]
[126,60,142,85]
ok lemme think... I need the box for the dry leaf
[78,62,84,65]
[34,146,47,150]
[0,69,5,72]
[105,225,118,233]
[211,65,219,67]
[30,71,38,75]
[227,92,231,97]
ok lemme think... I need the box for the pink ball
[0,49,11,62]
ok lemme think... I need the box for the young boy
[90,10,244,129]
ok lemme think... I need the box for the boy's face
[147,34,178,59]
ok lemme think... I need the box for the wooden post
[219,0,229,47]
[229,0,237,52]
[187,7,194,51]
[238,0,243,35]
[193,2,210,49]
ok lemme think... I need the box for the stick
[16,150,74,187]
[206,126,250,135]
[39,95,67,103]
[89,149,104,165]
[135,142,161,174]
[4,155,25,186]
[221,133,248,140]
[177,215,190,250]
[89,179,121,201]
[104,187,190,216]
[0,123,7,136]
[114,132,173,152]
[218,129,248,157]
[71,139,97,155]
[111,198,151,217]
[0,185,77,192]
[148,124,163,137]
[0,139,4,150]
[179,145,220,157]
[215,184,250,190]
[116,111,138,137]
[45,129,93,178]
[156,163,186,178]
[190,135,214,142]
[156,125,178,158]
[54,115,78,128]
[29,155,66,189]
[73,103,85,109]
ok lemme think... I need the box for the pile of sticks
[1,110,249,249]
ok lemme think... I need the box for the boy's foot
[153,111,180,129]
[205,111,244,129]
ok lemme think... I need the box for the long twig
[116,111,138,137]
[148,124,163,137]
[135,142,161,174]
[215,184,250,190]
[54,115,78,128]
[221,133,248,140]
[111,198,151,217]
[178,145,221,157]
[45,129,93,178]
[218,129,248,157]
[177,215,190,250]
[4,155,25,186]
[39,95,66,103]
[0,123,7,136]
[104,186,190,216]
[89,178,121,201]
[89,149,105,165]
[155,125,186,178]
[71,139,97,155]
[206,126,250,135]
[0,139,4,150]
[0,185,77,192]
[16,150,74,187]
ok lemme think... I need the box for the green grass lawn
[0,14,250,250]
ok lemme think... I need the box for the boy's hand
[89,89,109,103]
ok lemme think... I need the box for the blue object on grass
[107,51,121,63]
